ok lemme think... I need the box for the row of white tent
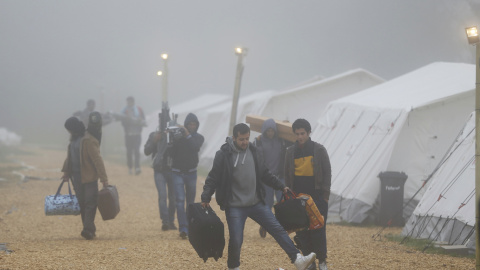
[143,61,476,249]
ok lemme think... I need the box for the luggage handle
[200,203,215,215]
[54,179,74,200]
[280,189,298,201]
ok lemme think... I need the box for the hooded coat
[253,118,291,178]
[170,113,204,172]
[201,137,286,210]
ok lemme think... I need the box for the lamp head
[465,26,479,45]
[161,53,168,60]
[235,47,248,56]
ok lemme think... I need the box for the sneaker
[179,231,188,240]
[318,261,328,270]
[161,224,169,231]
[306,261,317,270]
[169,223,177,230]
[128,168,133,175]
[259,226,267,238]
[135,168,141,175]
[293,252,316,270]
[81,230,94,240]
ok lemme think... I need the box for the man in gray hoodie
[201,123,316,270]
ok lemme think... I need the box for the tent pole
[475,43,480,270]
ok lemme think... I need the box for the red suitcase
[97,185,120,220]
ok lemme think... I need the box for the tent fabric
[260,68,384,125]
[197,68,385,170]
[198,91,275,169]
[402,112,475,249]
[310,62,476,223]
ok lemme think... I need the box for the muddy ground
[0,146,475,269]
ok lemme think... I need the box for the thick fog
[1,0,479,145]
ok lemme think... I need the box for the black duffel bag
[274,190,309,233]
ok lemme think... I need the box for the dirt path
[0,146,475,269]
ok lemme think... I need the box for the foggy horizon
[1,0,479,145]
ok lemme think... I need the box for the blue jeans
[225,203,299,268]
[154,171,176,226]
[264,177,285,208]
[172,171,197,233]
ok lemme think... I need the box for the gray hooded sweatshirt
[226,136,260,207]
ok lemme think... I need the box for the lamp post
[229,47,248,135]
[161,53,169,105]
[465,26,480,269]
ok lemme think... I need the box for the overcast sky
[1,0,479,144]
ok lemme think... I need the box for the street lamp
[466,26,479,45]
[465,26,480,269]
[161,53,169,104]
[229,47,248,135]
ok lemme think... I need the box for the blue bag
[44,180,81,216]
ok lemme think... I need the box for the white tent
[311,62,475,223]
[402,112,475,250]
[198,91,275,169]
[142,94,229,146]
[260,69,384,124]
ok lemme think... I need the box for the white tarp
[402,112,475,249]
[311,62,475,223]
[260,69,384,124]
[0,127,22,146]
[198,91,275,169]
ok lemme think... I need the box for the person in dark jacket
[144,114,177,231]
[170,113,204,239]
[285,119,331,270]
[253,118,292,238]
[201,123,316,270]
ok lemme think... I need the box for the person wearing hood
[253,118,292,238]
[61,113,109,240]
[170,112,204,239]
[201,123,316,270]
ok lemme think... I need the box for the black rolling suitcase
[187,203,225,262]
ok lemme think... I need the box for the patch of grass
[384,233,475,259]
[335,219,378,228]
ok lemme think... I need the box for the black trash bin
[377,171,407,226]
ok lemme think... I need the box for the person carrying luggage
[285,119,331,270]
[201,123,316,270]
[253,118,292,238]
[61,113,109,240]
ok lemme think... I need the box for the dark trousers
[73,172,98,235]
[295,195,328,262]
[125,134,141,169]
